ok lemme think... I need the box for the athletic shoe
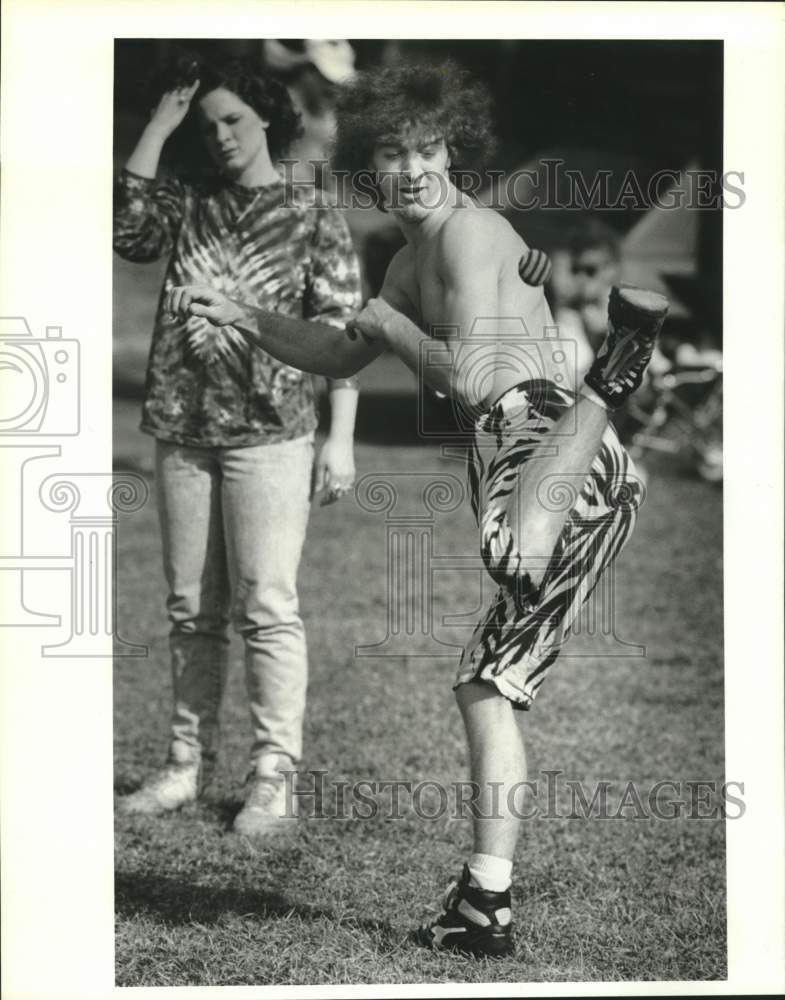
[584,285,669,409]
[414,864,514,958]
[232,753,299,838]
[117,758,200,815]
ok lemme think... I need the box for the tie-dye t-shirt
[113,169,362,447]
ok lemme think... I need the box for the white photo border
[1,1,783,997]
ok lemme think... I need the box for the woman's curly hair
[332,60,497,178]
[149,52,302,179]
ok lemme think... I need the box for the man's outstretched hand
[345,297,400,342]
[166,285,245,326]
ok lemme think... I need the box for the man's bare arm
[369,303,458,399]
[166,285,384,378]
[349,277,497,406]
[231,303,384,377]
[371,256,459,398]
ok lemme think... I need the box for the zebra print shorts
[454,379,644,709]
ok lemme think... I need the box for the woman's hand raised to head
[148,80,200,140]
[125,78,200,177]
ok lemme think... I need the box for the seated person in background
[555,218,670,384]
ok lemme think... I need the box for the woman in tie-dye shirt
[114,59,362,836]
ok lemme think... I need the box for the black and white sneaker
[584,285,669,409]
[415,864,514,958]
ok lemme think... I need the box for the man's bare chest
[402,246,448,334]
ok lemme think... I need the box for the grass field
[113,392,726,987]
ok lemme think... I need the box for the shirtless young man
[168,61,668,958]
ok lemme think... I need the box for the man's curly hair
[332,60,497,177]
[149,53,302,178]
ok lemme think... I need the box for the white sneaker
[232,753,299,838]
[118,758,200,815]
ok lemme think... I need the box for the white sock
[579,384,611,411]
[467,853,513,892]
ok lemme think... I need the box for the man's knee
[455,677,510,712]
[455,680,520,738]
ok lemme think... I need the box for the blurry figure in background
[553,219,670,483]
[113,56,362,836]
[567,219,623,365]
[556,218,670,383]
[261,39,356,189]
[553,218,723,483]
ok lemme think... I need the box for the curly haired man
[168,60,668,957]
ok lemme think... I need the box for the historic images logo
[0,316,147,656]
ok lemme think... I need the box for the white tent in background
[620,164,699,319]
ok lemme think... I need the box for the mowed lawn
[113,394,726,987]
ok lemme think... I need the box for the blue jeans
[155,434,314,771]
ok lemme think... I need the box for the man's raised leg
[496,285,669,593]
[506,393,609,588]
